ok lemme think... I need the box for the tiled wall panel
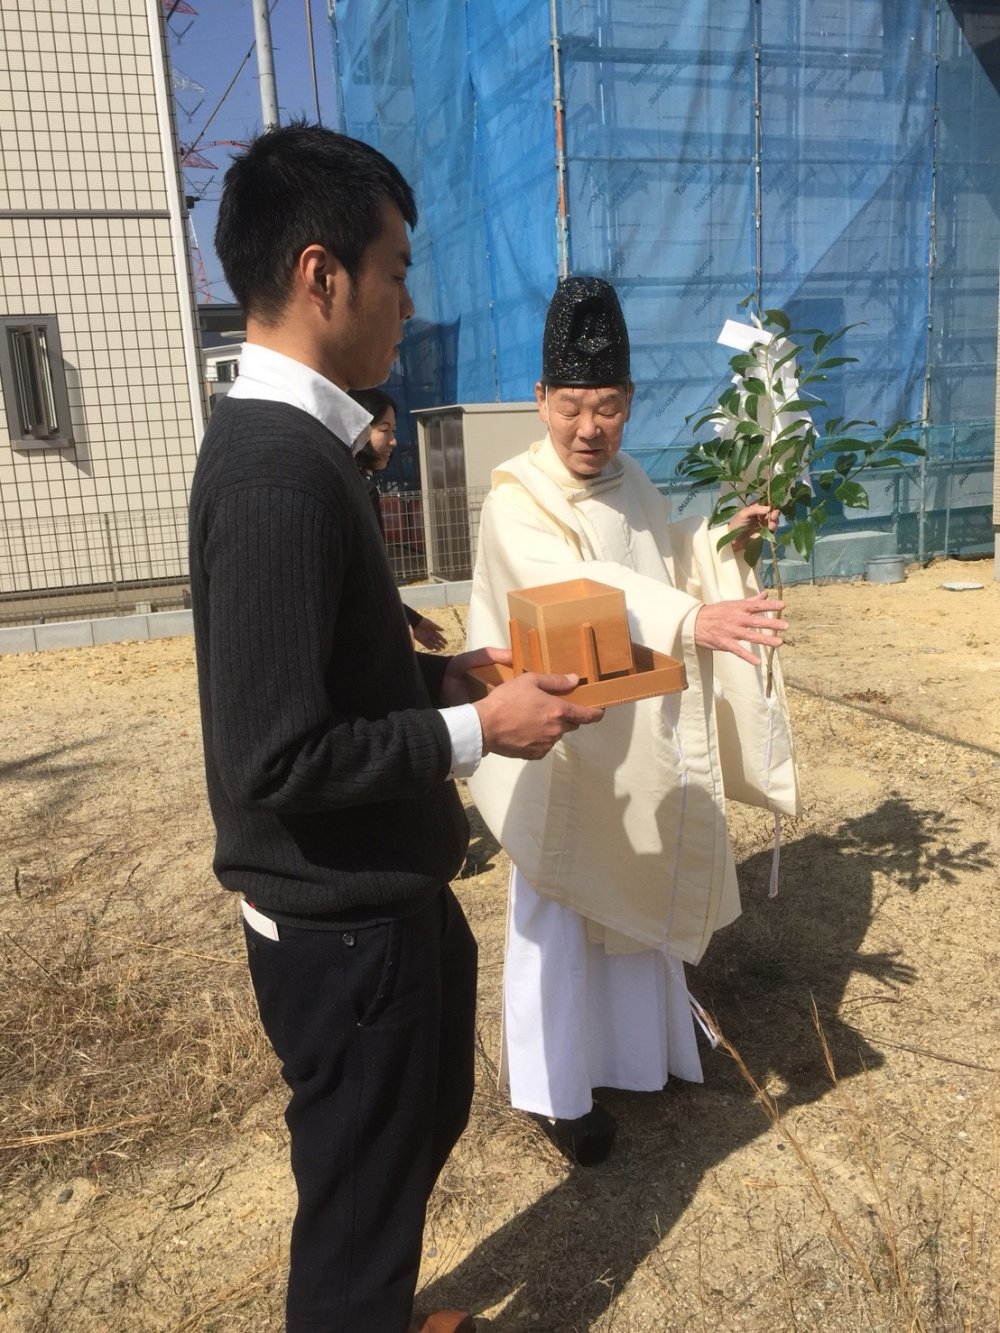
[0,0,203,593]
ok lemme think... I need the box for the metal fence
[0,468,993,628]
[0,488,492,628]
[0,507,191,626]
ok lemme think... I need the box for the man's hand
[694,591,788,666]
[411,615,447,650]
[442,647,604,760]
[440,646,510,707]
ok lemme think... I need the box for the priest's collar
[529,434,625,501]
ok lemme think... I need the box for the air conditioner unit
[412,402,540,581]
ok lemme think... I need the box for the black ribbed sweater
[188,397,469,920]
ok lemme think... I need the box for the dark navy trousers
[243,885,478,1332]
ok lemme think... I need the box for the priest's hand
[728,502,781,553]
[446,647,604,760]
[694,591,788,666]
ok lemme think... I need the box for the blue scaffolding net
[332,0,999,570]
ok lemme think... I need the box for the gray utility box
[412,402,540,581]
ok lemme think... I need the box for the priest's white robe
[467,437,800,1118]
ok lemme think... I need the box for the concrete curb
[0,583,475,656]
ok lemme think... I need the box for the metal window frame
[0,315,75,450]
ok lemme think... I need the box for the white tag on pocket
[241,899,280,941]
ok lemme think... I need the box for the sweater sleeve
[204,482,453,814]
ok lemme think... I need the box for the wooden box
[508,578,635,680]
[466,577,687,708]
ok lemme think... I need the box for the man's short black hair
[215,121,417,323]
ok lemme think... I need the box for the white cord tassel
[688,994,721,1049]
[768,811,782,898]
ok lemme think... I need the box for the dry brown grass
[0,863,277,1196]
[706,1002,1000,1332]
[1,566,998,1330]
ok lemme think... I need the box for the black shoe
[535,1101,617,1167]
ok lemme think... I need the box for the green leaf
[814,355,858,370]
[742,532,764,567]
[735,420,765,440]
[886,440,926,456]
[790,520,815,558]
[772,420,810,443]
[732,438,756,476]
[771,345,800,374]
[834,480,869,509]
[688,411,725,433]
[778,398,821,414]
[763,308,790,333]
[834,453,858,476]
[742,376,767,395]
[715,526,742,551]
[773,434,805,466]
[743,394,759,423]
[714,504,743,526]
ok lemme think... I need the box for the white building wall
[0,0,204,594]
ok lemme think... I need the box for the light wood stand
[466,578,687,707]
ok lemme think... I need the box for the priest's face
[535,382,633,480]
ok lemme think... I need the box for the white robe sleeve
[468,481,703,664]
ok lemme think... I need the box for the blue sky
[165,0,341,303]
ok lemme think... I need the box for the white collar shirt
[223,341,482,779]
[228,342,372,455]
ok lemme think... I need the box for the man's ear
[624,381,635,423]
[534,381,548,424]
[298,244,347,309]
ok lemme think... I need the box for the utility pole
[251,0,280,130]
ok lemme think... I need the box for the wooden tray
[465,640,687,708]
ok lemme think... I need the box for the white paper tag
[241,899,280,940]
[717,318,772,352]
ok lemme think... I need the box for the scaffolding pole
[549,0,570,279]
[252,0,280,130]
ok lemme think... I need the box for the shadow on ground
[418,797,992,1330]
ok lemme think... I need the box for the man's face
[335,200,415,390]
[535,382,633,480]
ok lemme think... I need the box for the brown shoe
[408,1312,476,1333]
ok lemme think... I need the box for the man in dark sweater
[188,124,603,1333]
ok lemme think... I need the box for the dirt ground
[1,557,998,1332]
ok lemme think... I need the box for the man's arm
[205,485,453,814]
[205,486,599,813]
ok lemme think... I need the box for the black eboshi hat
[540,276,631,387]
